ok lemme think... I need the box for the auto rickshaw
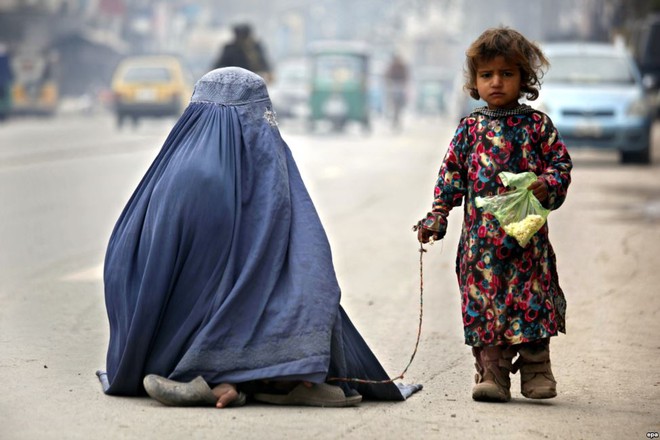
[307,41,370,132]
[10,50,59,117]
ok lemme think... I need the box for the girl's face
[475,56,521,110]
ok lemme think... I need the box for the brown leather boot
[513,339,557,399]
[471,345,516,402]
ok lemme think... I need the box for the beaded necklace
[473,103,536,118]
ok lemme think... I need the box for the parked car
[111,55,192,128]
[268,57,310,120]
[536,42,652,164]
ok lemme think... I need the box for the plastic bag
[475,171,550,247]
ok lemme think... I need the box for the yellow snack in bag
[502,214,545,247]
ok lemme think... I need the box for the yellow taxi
[111,55,193,127]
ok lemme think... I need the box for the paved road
[0,113,658,439]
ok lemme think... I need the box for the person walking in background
[385,53,409,130]
[415,27,572,403]
[213,23,272,83]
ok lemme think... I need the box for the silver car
[268,58,310,120]
[536,42,653,164]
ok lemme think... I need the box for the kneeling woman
[97,67,419,408]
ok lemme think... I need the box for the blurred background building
[0,0,658,115]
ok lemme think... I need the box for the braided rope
[327,242,426,384]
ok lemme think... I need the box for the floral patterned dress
[420,105,572,347]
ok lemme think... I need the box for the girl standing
[415,27,572,402]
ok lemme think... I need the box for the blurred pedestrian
[98,67,421,408]
[0,43,13,120]
[414,27,572,403]
[385,53,409,130]
[213,23,272,83]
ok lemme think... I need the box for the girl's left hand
[527,178,548,201]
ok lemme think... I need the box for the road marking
[61,263,103,282]
[319,166,344,179]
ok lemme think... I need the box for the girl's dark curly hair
[464,27,549,101]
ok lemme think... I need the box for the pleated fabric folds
[101,67,405,400]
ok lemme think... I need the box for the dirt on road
[1,118,659,440]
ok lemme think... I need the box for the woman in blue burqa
[97,67,421,408]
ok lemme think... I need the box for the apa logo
[647,432,659,439]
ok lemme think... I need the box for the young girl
[415,27,572,402]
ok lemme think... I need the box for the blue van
[630,14,660,117]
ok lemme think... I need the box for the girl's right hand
[527,178,548,202]
[417,227,440,244]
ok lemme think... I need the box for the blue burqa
[100,67,418,401]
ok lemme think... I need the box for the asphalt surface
[0,112,659,440]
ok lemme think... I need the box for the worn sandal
[143,375,246,407]
[253,382,361,407]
